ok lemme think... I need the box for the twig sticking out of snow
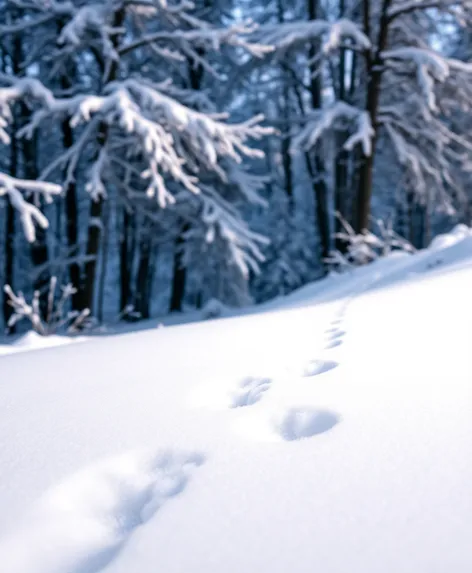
[325,213,415,272]
[4,278,92,336]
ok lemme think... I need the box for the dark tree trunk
[169,223,189,312]
[2,43,17,332]
[81,197,103,312]
[119,208,133,313]
[54,18,81,308]
[168,37,207,312]
[134,235,152,319]
[281,101,294,202]
[61,94,81,308]
[22,111,49,317]
[12,28,49,314]
[407,191,428,249]
[355,0,391,233]
[277,1,294,204]
[308,0,330,266]
[334,0,350,252]
[3,124,17,332]
[97,200,111,323]
[79,8,125,314]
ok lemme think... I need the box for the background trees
[1,0,472,333]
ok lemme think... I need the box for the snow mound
[0,331,87,357]
[201,298,229,320]
[429,223,472,250]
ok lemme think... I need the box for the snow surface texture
[0,450,204,573]
[0,331,87,356]
[1,225,472,572]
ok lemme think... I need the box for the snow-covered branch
[198,186,268,278]
[326,213,415,271]
[22,78,273,207]
[253,18,370,59]
[383,48,452,111]
[119,18,273,60]
[387,0,465,21]
[293,102,374,155]
[0,174,62,242]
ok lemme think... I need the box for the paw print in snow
[230,376,272,408]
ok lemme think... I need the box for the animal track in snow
[325,330,345,341]
[0,449,204,573]
[275,407,340,441]
[302,359,338,377]
[230,376,272,408]
[324,339,343,350]
[325,326,341,335]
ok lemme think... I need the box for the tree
[253,0,472,234]
[0,0,274,318]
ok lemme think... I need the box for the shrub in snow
[4,277,91,336]
[325,213,415,272]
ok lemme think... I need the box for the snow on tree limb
[118,18,273,60]
[382,48,472,111]
[253,18,370,59]
[0,3,275,279]
[20,78,273,208]
[199,186,268,278]
[0,174,62,242]
[387,0,465,21]
[0,78,64,241]
[382,47,450,111]
[57,3,120,63]
[293,102,374,156]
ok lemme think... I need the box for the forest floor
[0,225,471,573]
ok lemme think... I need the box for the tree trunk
[3,120,17,332]
[307,0,330,266]
[277,0,294,204]
[21,117,49,317]
[168,37,207,312]
[79,8,125,314]
[97,200,111,323]
[12,28,49,314]
[355,0,391,233]
[119,207,133,313]
[2,44,17,332]
[334,0,350,252]
[134,234,152,319]
[61,101,81,310]
[169,223,189,312]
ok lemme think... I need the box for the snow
[0,331,87,356]
[1,226,472,572]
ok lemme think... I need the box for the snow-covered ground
[1,225,472,573]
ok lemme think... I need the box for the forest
[0,0,471,334]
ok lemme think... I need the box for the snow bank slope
[0,228,471,573]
